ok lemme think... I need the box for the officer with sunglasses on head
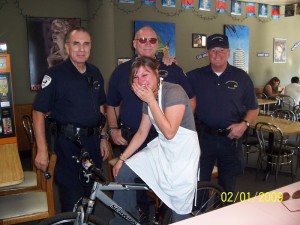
[106,26,195,224]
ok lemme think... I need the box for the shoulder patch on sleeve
[41,75,52,88]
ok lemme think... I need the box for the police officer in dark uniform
[33,27,110,212]
[107,26,195,148]
[187,34,259,194]
[106,26,195,224]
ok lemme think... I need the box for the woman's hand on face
[132,83,156,104]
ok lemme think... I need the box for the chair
[293,105,300,121]
[271,109,297,121]
[256,92,267,99]
[0,115,38,196]
[242,127,260,165]
[255,122,295,182]
[279,95,296,110]
[0,150,56,224]
[267,96,281,113]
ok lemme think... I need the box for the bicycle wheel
[161,181,225,225]
[38,212,105,225]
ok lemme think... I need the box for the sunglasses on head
[135,37,158,44]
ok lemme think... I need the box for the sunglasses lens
[138,38,147,44]
[149,38,157,44]
[292,190,300,199]
[282,192,290,201]
[137,38,157,44]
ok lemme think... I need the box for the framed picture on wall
[26,17,81,91]
[273,38,286,63]
[192,33,207,48]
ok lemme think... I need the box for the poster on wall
[134,21,176,59]
[224,25,250,73]
[273,38,286,63]
[26,17,81,91]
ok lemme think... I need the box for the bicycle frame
[73,150,151,225]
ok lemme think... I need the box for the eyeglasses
[282,191,300,201]
[281,190,300,212]
[134,37,158,44]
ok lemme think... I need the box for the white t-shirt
[285,83,300,105]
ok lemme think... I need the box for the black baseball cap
[207,34,229,50]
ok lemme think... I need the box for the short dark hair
[291,76,299,83]
[64,26,91,44]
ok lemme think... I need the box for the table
[257,98,278,115]
[250,115,300,136]
[172,181,300,225]
[0,143,24,187]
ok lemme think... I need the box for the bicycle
[38,144,225,225]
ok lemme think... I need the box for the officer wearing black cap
[187,33,259,194]
[33,27,110,212]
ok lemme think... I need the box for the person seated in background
[263,77,284,98]
[285,76,300,105]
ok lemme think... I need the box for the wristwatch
[243,120,250,127]
[100,133,109,140]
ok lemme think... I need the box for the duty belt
[202,126,230,136]
[57,123,100,137]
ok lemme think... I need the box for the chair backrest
[255,122,284,156]
[22,115,34,146]
[0,152,56,224]
[256,92,268,99]
[271,109,297,121]
[280,95,296,110]
[293,105,300,121]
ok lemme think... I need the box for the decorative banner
[142,0,156,5]
[258,3,268,17]
[231,1,241,16]
[285,4,295,17]
[216,0,226,13]
[272,5,280,19]
[119,0,135,3]
[224,25,250,73]
[273,38,286,63]
[162,0,175,7]
[182,0,194,9]
[245,2,255,17]
[199,0,211,11]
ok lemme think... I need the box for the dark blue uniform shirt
[107,58,194,132]
[33,58,106,127]
[187,64,258,129]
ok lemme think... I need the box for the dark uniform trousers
[54,134,102,212]
[199,132,244,193]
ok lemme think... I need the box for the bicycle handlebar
[73,140,109,185]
